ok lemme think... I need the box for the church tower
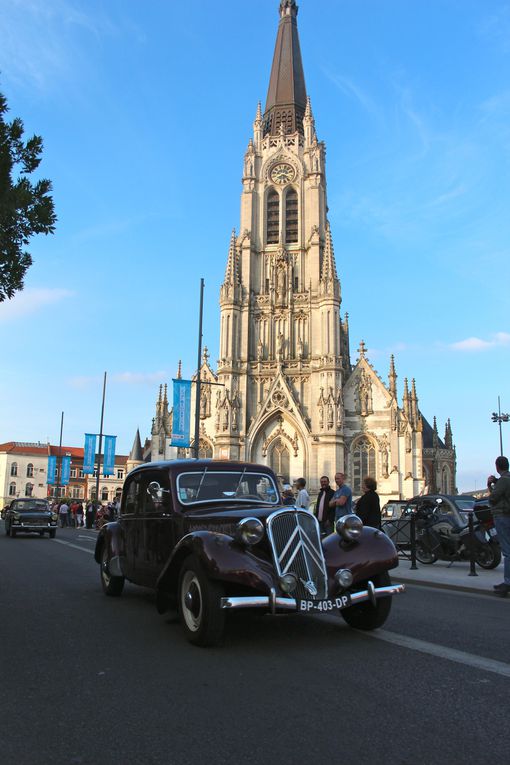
[216,0,349,485]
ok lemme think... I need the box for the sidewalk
[394,557,506,595]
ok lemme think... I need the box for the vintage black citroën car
[95,460,404,646]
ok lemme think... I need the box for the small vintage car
[95,460,404,646]
[3,498,58,538]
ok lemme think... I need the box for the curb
[396,575,503,597]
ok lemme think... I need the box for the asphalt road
[2,528,510,765]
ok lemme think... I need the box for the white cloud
[450,332,510,351]
[0,287,73,321]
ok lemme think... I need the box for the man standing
[488,456,510,597]
[294,478,310,510]
[315,476,335,533]
[59,500,69,528]
[329,472,352,521]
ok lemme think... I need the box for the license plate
[489,528,497,537]
[299,594,351,613]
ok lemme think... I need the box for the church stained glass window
[269,438,290,482]
[352,438,376,494]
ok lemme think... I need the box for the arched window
[26,463,34,478]
[90,488,97,500]
[101,487,109,501]
[352,438,376,494]
[198,440,213,459]
[9,482,16,496]
[441,466,451,494]
[285,189,298,243]
[266,189,279,244]
[10,462,18,477]
[25,483,33,497]
[269,438,290,483]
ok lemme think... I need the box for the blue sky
[0,0,509,493]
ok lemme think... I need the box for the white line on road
[364,629,510,679]
[52,539,94,554]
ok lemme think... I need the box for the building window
[198,441,213,459]
[285,189,298,243]
[10,462,18,477]
[117,469,124,480]
[101,487,109,501]
[79,470,85,478]
[269,438,290,483]
[25,483,34,497]
[71,468,77,479]
[9,482,16,496]
[352,438,376,494]
[72,486,82,499]
[26,463,34,478]
[266,189,279,244]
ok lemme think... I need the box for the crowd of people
[50,498,120,529]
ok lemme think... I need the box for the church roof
[421,415,446,449]
[129,429,144,461]
[263,0,307,136]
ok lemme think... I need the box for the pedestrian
[314,475,335,533]
[75,501,84,528]
[355,476,381,528]
[85,501,95,529]
[59,500,69,528]
[282,484,295,506]
[487,455,510,597]
[294,478,310,510]
[329,472,353,521]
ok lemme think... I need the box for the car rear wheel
[100,545,124,597]
[340,572,393,631]
[178,555,225,647]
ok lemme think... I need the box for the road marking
[363,629,510,679]
[78,535,96,541]
[52,539,94,555]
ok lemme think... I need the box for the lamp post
[491,396,510,456]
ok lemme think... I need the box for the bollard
[410,511,418,570]
[468,511,478,576]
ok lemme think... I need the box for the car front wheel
[340,572,393,631]
[178,555,225,647]
[100,545,124,596]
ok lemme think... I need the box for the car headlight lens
[236,517,265,546]
[51,513,58,521]
[334,569,353,589]
[336,514,363,542]
[279,573,298,593]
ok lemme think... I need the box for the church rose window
[285,189,298,243]
[267,190,279,244]
[352,438,376,494]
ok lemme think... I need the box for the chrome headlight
[279,573,298,593]
[51,513,58,522]
[334,569,353,589]
[236,517,265,546]
[336,514,363,542]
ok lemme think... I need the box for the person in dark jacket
[488,455,510,597]
[355,476,381,529]
[314,476,335,533]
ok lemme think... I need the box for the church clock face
[270,162,295,185]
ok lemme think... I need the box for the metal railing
[381,514,417,569]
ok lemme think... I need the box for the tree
[0,89,56,302]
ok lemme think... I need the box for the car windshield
[176,470,279,506]
[11,500,49,513]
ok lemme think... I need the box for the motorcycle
[415,497,501,569]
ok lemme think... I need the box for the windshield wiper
[234,468,247,496]
[195,467,208,499]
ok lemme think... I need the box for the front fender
[94,522,124,567]
[157,531,276,601]
[323,526,399,591]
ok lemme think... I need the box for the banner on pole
[61,456,71,485]
[83,433,97,474]
[103,435,117,476]
[171,379,192,447]
[46,456,56,485]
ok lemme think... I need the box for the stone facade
[148,1,456,499]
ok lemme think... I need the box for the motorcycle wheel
[475,541,502,570]
[415,543,437,564]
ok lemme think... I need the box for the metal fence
[381,514,417,569]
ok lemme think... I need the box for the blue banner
[61,456,71,486]
[171,379,192,447]
[47,456,56,485]
[83,434,96,474]
[103,435,117,476]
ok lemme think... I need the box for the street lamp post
[491,396,510,456]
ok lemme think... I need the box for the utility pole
[95,372,107,503]
[193,279,205,458]
[55,411,64,500]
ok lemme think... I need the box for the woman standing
[355,476,381,529]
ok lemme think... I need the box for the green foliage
[0,90,56,302]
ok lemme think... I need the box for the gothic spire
[321,222,338,282]
[177,360,182,380]
[264,0,307,136]
[389,355,397,398]
[129,429,143,462]
[410,378,418,428]
[223,229,240,286]
[402,377,410,417]
[444,418,453,449]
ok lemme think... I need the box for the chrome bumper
[220,582,405,613]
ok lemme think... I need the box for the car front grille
[267,509,327,600]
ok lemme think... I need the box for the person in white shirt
[295,478,310,510]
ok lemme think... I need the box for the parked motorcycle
[415,497,501,569]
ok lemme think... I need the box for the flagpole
[55,411,64,500]
[193,279,205,458]
[95,372,107,503]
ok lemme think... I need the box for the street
[2,529,510,765]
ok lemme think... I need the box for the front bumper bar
[220,582,405,614]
